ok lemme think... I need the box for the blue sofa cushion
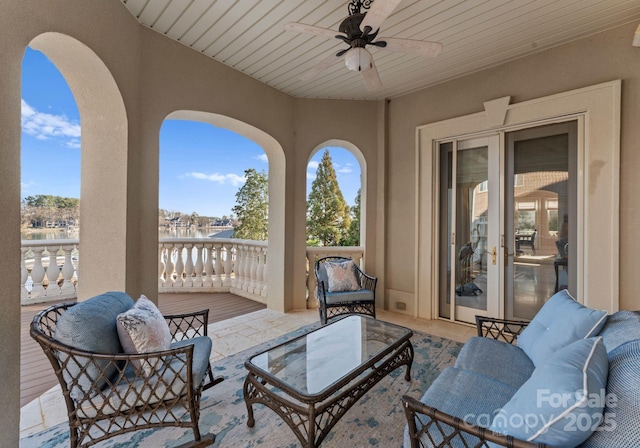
[54,291,135,399]
[490,337,609,447]
[580,339,640,448]
[324,289,373,305]
[518,290,607,367]
[454,337,534,389]
[596,310,640,353]
[408,366,517,447]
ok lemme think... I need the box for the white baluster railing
[20,238,360,308]
[158,238,268,304]
[305,246,365,309]
[21,239,79,305]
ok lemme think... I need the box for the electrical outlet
[395,301,406,311]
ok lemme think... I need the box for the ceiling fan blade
[360,0,402,33]
[633,23,640,47]
[300,52,344,81]
[284,22,346,39]
[361,60,383,91]
[377,37,442,57]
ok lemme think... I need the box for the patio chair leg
[202,365,225,391]
[173,433,215,448]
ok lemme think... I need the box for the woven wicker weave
[30,303,223,448]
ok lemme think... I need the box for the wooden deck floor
[21,292,265,407]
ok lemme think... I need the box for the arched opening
[27,32,128,300]
[306,140,366,248]
[15,32,128,434]
[165,111,286,311]
[304,140,367,309]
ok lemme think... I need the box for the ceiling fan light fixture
[344,47,373,72]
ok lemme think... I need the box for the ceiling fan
[284,0,442,91]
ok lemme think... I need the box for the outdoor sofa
[403,290,640,447]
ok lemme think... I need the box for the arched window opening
[306,146,363,248]
[159,119,269,240]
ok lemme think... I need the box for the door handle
[492,247,497,265]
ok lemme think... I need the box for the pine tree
[307,150,351,246]
[341,188,361,246]
[232,169,268,240]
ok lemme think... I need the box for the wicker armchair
[314,256,377,325]
[402,316,544,448]
[30,297,223,448]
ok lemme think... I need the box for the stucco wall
[385,21,640,313]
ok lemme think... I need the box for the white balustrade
[21,239,79,305]
[20,237,361,308]
[158,238,268,304]
[305,246,365,308]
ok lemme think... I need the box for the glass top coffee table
[243,315,414,447]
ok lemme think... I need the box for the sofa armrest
[475,316,529,344]
[402,395,546,448]
[164,309,209,342]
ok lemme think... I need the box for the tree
[341,188,361,246]
[232,169,268,240]
[306,149,351,246]
[190,211,199,227]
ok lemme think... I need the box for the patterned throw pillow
[116,295,172,375]
[325,260,360,292]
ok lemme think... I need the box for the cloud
[65,139,81,149]
[21,100,81,145]
[21,181,37,192]
[186,172,246,187]
[255,154,268,163]
[307,161,319,170]
[337,166,353,174]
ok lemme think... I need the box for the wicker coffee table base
[243,340,414,448]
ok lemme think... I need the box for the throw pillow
[325,260,360,292]
[517,290,607,367]
[116,295,172,375]
[489,337,609,447]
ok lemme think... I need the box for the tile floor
[19,308,475,440]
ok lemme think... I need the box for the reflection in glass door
[504,122,577,320]
[438,137,499,323]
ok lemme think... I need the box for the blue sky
[21,48,361,218]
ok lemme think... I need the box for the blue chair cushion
[324,289,374,305]
[454,337,534,389]
[317,264,329,294]
[490,337,609,447]
[54,291,135,399]
[596,310,640,354]
[517,290,607,367]
[170,336,212,388]
[77,336,213,419]
[580,339,640,448]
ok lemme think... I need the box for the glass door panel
[505,122,577,320]
[438,137,499,323]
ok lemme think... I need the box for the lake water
[21,227,224,241]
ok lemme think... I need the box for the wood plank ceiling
[121,0,640,100]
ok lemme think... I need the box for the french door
[437,122,576,323]
[438,136,500,323]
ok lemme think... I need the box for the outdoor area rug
[22,322,462,448]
